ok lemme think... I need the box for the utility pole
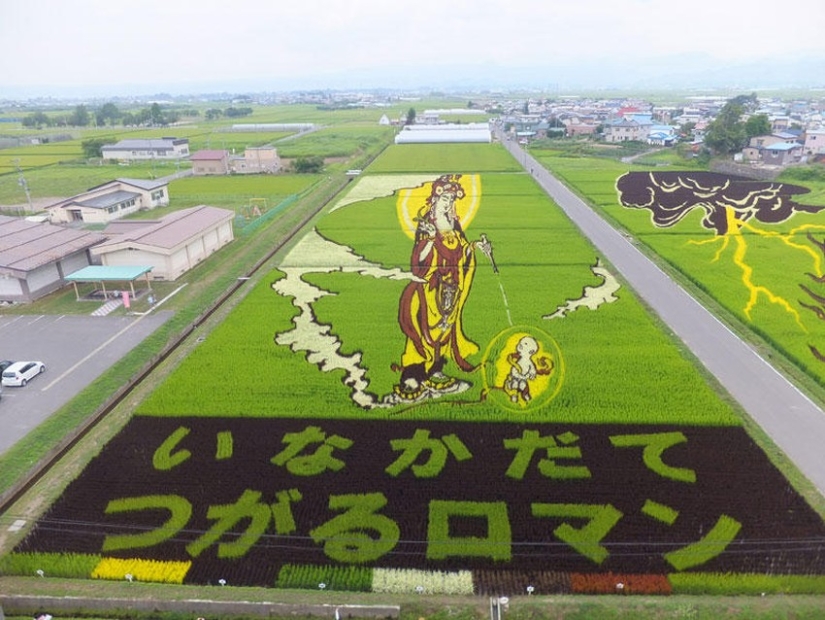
[14,159,33,215]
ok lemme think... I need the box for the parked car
[1,361,46,387]
[0,360,13,374]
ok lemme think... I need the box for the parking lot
[0,311,172,455]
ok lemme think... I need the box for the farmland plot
[7,145,825,595]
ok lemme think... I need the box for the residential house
[101,137,190,161]
[804,129,825,156]
[647,125,679,146]
[191,149,230,175]
[762,142,803,166]
[229,146,281,174]
[603,118,651,143]
[771,116,791,132]
[46,178,170,225]
[742,134,790,162]
[91,205,235,281]
[563,117,599,137]
[0,215,105,303]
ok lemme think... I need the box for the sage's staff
[479,233,498,274]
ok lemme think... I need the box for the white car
[1,361,46,387]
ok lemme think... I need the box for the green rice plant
[136,169,740,426]
[276,563,372,591]
[669,572,825,595]
[541,154,825,391]
[0,552,100,579]
[368,144,522,173]
[276,125,395,159]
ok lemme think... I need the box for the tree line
[19,102,256,129]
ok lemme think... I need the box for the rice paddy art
[8,166,825,594]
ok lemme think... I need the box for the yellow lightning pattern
[688,207,825,330]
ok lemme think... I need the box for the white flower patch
[330,174,438,213]
[371,567,475,595]
[544,258,621,319]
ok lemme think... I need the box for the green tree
[406,108,416,125]
[704,99,747,155]
[22,111,51,128]
[96,102,120,127]
[292,156,324,173]
[745,114,771,138]
[81,138,113,158]
[68,104,90,126]
[150,103,165,125]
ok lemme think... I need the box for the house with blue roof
[762,141,803,166]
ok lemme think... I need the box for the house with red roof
[190,149,230,175]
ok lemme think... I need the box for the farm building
[90,205,235,281]
[230,146,281,174]
[0,215,106,303]
[101,137,190,161]
[46,178,170,225]
[229,123,315,132]
[394,123,492,144]
[191,150,230,175]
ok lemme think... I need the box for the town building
[91,205,235,281]
[0,215,105,303]
[101,137,189,161]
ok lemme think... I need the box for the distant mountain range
[4,54,824,100]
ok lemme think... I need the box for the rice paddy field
[5,142,825,598]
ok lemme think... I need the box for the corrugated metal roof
[0,215,105,276]
[766,142,801,151]
[96,205,234,251]
[394,128,491,144]
[102,138,186,150]
[78,190,140,209]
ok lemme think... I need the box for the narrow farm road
[499,130,825,497]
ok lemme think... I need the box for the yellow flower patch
[91,557,191,584]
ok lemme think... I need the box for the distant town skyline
[2,0,825,99]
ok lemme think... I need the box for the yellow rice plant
[91,557,191,584]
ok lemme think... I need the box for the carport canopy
[65,265,153,301]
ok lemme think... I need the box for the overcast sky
[3,0,825,97]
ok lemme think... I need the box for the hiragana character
[270,425,353,476]
[503,430,591,480]
[385,429,472,478]
[187,488,303,559]
[309,493,399,563]
[153,426,192,471]
[609,432,696,482]
[101,494,192,552]
[152,427,234,471]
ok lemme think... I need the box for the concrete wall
[1,596,400,619]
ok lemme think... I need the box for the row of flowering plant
[371,567,475,595]
[91,557,192,584]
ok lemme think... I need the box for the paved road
[499,131,825,497]
[0,311,172,455]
